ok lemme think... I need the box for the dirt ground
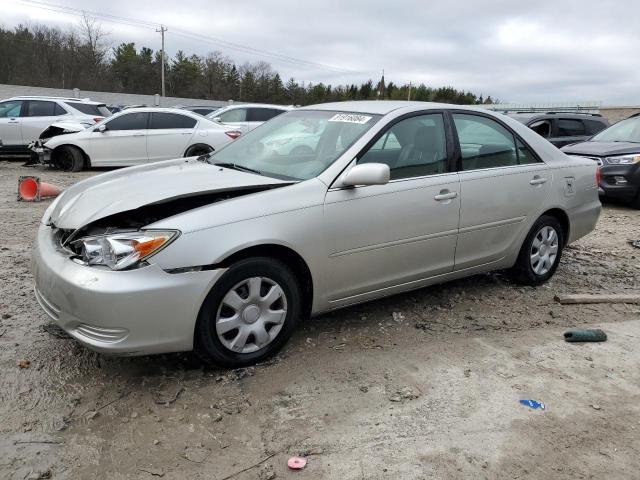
[1,159,639,480]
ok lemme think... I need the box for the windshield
[591,117,640,143]
[208,110,381,180]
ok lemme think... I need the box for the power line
[14,0,357,74]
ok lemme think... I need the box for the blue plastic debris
[520,399,545,410]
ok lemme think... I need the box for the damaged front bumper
[29,140,52,165]
[32,224,225,356]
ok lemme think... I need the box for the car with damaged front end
[33,101,601,367]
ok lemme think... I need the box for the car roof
[298,100,489,115]
[507,112,607,123]
[115,107,204,115]
[7,96,105,105]
[216,103,293,110]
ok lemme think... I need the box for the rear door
[246,108,285,131]
[146,112,197,162]
[0,100,24,146]
[84,112,149,166]
[549,118,587,147]
[451,111,551,270]
[324,112,460,304]
[21,100,68,144]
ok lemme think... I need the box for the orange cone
[18,176,62,202]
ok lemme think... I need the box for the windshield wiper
[213,162,263,176]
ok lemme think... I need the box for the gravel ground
[1,160,639,480]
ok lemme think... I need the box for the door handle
[434,190,458,201]
[133,132,145,137]
[529,176,548,186]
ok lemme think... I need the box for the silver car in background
[33,101,600,367]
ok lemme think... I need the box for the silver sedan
[33,101,601,367]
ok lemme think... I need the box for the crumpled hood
[562,141,640,156]
[48,158,289,229]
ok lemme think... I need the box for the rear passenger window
[25,101,57,117]
[219,108,247,122]
[557,119,585,136]
[358,113,448,180]
[54,103,67,115]
[516,138,540,164]
[453,114,518,169]
[248,108,284,122]
[149,112,197,129]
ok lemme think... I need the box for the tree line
[0,21,495,105]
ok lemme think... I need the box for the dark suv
[507,112,609,148]
[562,116,640,208]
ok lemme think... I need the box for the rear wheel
[185,144,213,157]
[194,257,302,367]
[508,215,564,285]
[54,145,85,172]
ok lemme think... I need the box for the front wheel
[54,145,85,172]
[194,257,302,367]
[508,215,564,285]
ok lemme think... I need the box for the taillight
[225,130,242,140]
[93,116,104,123]
[595,167,601,186]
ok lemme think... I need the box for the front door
[323,112,460,304]
[0,100,24,146]
[85,112,149,166]
[451,112,552,270]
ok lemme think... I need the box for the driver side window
[104,112,149,131]
[358,113,448,180]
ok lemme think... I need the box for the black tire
[508,215,564,286]
[631,191,640,209]
[194,257,303,367]
[54,145,85,172]
[184,144,213,157]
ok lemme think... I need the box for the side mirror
[342,163,390,187]
[212,117,222,123]
[96,124,107,133]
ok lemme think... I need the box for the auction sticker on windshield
[328,113,372,124]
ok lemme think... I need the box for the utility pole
[156,25,168,97]
[407,81,412,101]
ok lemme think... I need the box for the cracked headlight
[71,230,179,270]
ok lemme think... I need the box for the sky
[2,0,639,105]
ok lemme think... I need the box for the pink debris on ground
[287,456,307,470]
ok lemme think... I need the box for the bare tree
[77,12,110,82]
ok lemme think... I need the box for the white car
[0,96,111,155]
[208,103,292,134]
[37,107,243,171]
